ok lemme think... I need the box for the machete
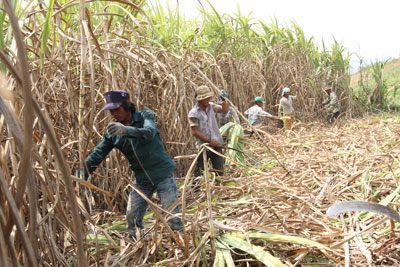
[326,200,400,222]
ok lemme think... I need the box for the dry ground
[88,113,400,266]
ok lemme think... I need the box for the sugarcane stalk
[203,148,216,255]
[78,0,87,181]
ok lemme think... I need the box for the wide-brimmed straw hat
[195,85,213,101]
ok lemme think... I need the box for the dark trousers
[195,147,224,177]
[327,111,340,124]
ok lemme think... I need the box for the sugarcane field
[1,0,400,266]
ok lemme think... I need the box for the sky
[150,0,400,72]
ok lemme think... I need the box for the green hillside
[351,58,400,110]
[351,58,400,86]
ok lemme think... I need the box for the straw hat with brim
[195,85,214,101]
[102,90,130,111]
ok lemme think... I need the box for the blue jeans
[126,173,183,237]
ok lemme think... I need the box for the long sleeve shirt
[244,105,273,125]
[84,110,176,185]
[322,91,341,113]
[278,95,296,115]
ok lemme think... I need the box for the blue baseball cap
[102,90,130,111]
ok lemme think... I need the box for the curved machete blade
[327,201,400,222]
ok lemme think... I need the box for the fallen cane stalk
[181,146,204,258]
[331,217,389,248]
[72,175,115,198]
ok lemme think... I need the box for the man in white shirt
[278,87,297,130]
[244,96,276,125]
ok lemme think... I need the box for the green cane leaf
[40,0,55,70]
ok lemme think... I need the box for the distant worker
[278,87,297,130]
[189,85,228,177]
[322,85,341,124]
[216,90,240,127]
[244,96,276,126]
[80,90,183,242]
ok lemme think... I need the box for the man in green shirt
[82,90,183,241]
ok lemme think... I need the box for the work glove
[219,90,229,101]
[107,122,128,137]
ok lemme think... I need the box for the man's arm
[260,110,274,118]
[216,90,229,113]
[124,110,157,141]
[83,135,114,179]
[191,125,220,147]
[229,107,240,123]
[189,116,207,141]
[214,100,228,113]
[191,125,209,143]
[290,87,298,99]
[278,98,285,114]
[189,116,220,147]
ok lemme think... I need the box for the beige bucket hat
[195,85,214,101]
